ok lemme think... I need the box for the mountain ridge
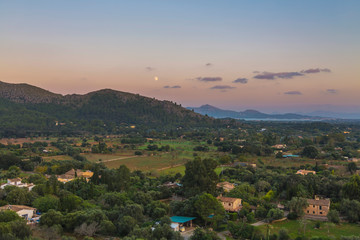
[188,104,328,120]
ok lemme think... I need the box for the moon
[154,76,159,81]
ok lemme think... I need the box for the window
[313,211,315,214]
[307,210,309,213]
[319,206,322,210]
[313,205,315,208]
[320,212,322,214]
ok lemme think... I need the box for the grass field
[82,152,190,171]
[257,220,360,239]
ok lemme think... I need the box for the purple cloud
[210,85,236,90]
[197,77,222,82]
[164,85,181,89]
[233,78,248,84]
[326,89,338,94]
[146,67,155,71]
[254,68,331,80]
[284,91,302,95]
[205,63,213,67]
[254,72,304,80]
[301,68,331,74]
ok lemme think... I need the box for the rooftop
[217,196,241,203]
[170,216,196,223]
[307,198,330,206]
[0,205,36,212]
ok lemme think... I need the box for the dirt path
[157,164,184,171]
[99,156,141,163]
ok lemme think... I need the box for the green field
[257,220,360,239]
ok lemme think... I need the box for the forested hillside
[0,81,218,136]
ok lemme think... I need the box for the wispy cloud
[233,78,248,84]
[164,85,181,89]
[205,63,213,67]
[146,67,155,71]
[197,77,222,82]
[254,72,304,80]
[284,91,302,95]
[326,89,338,94]
[301,68,331,74]
[210,85,236,90]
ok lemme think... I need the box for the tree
[33,195,60,212]
[340,199,360,222]
[327,210,340,224]
[114,165,131,191]
[60,193,83,212]
[74,222,100,237]
[228,221,254,239]
[266,208,284,222]
[347,162,358,174]
[343,175,360,200]
[302,145,319,158]
[194,193,225,227]
[10,220,31,239]
[5,187,32,205]
[0,210,21,222]
[182,158,219,197]
[40,209,64,227]
[190,228,221,240]
[288,197,308,218]
[117,216,137,236]
[278,228,290,240]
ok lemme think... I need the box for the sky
[1,0,360,114]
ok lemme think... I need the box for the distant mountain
[306,110,360,119]
[0,81,217,135]
[188,104,327,120]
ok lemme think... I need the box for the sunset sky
[1,0,359,113]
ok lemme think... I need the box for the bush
[134,151,143,155]
[327,210,340,224]
[287,212,298,220]
[267,208,284,221]
[278,228,290,240]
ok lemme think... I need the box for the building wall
[221,199,242,211]
[305,204,329,216]
[16,209,34,220]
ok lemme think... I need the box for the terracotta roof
[0,205,36,212]
[217,196,241,203]
[307,198,330,206]
[8,178,22,182]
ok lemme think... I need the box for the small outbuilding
[170,216,196,231]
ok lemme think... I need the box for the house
[296,169,316,175]
[217,196,242,212]
[170,216,196,231]
[0,205,38,222]
[304,196,330,217]
[0,178,35,191]
[272,144,287,149]
[57,169,94,183]
[217,182,235,192]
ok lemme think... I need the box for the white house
[0,178,35,191]
[0,205,37,221]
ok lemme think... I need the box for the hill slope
[0,81,216,135]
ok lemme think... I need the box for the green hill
[0,81,217,136]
